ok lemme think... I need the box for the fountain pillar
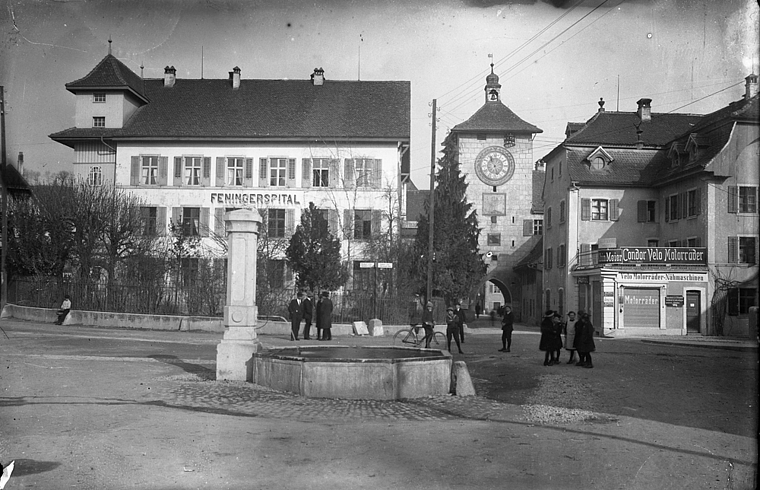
[216,209,262,381]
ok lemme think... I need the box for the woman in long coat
[539,310,560,366]
[574,311,596,368]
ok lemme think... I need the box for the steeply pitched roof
[65,54,148,102]
[0,164,32,196]
[452,101,542,134]
[513,237,543,270]
[567,111,701,147]
[532,169,545,213]
[52,77,410,143]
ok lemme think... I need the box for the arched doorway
[480,277,512,316]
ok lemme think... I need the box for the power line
[667,82,743,113]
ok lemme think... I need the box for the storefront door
[623,288,660,328]
[686,291,700,333]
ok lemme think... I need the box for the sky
[1,0,758,188]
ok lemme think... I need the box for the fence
[8,277,417,325]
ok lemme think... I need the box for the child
[445,306,463,354]
[55,295,71,325]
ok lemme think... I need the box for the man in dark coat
[499,305,514,352]
[454,302,467,344]
[287,291,305,341]
[574,311,596,368]
[539,310,560,366]
[302,293,314,340]
[318,291,334,341]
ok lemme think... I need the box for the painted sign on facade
[598,247,707,265]
[210,192,302,207]
[617,272,708,282]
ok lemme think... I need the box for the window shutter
[158,157,168,186]
[727,288,739,316]
[215,157,225,187]
[344,159,355,189]
[728,186,738,213]
[610,199,619,221]
[694,188,701,215]
[172,207,182,230]
[244,158,253,187]
[174,157,183,186]
[215,208,225,236]
[287,158,297,188]
[202,157,211,186]
[200,208,210,237]
[546,207,552,228]
[372,210,382,236]
[680,192,688,219]
[580,243,591,266]
[329,159,339,188]
[259,158,268,188]
[156,207,167,236]
[523,219,533,236]
[131,156,140,186]
[302,159,312,188]
[373,159,382,188]
[286,209,296,236]
[560,200,566,223]
[637,200,646,222]
[343,209,353,239]
[728,236,738,263]
[328,209,339,236]
[581,198,590,221]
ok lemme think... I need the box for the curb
[639,339,758,352]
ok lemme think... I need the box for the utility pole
[1,86,8,309]
[426,99,437,303]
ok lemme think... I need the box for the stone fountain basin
[252,345,453,400]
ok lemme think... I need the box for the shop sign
[576,276,589,284]
[618,272,707,282]
[209,192,302,207]
[665,295,684,307]
[598,247,706,265]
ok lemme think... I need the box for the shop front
[572,247,708,336]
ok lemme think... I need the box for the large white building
[50,54,410,289]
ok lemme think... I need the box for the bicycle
[393,324,447,348]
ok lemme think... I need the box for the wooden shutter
[580,198,590,221]
[728,186,738,213]
[201,157,211,186]
[343,209,353,239]
[244,158,253,188]
[172,207,182,230]
[680,192,688,219]
[216,157,225,187]
[200,208,210,237]
[156,207,167,236]
[328,209,339,236]
[373,159,382,188]
[131,156,140,186]
[344,159,355,189]
[728,236,738,263]
[259,158,268,188]
[546,207,552,228]
[158,156,168,186]
[727,288,739,316]
[637,200,646,222]
[523,219,533,236]
[664,197,670,222]
[214,208,225,236]
[694,188,701,215]
[286,209,296,236]
[580,243,591,266]
[302,159,312,188]
[174,157,183,186]
[287,158,297,188]
[560,200,565,223]
[329,159,339,188]
[610,199,619,221]
[371,210,382,236]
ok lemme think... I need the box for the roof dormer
[585,146,613,171]
[667,142,684,167]
[684,133,708,163]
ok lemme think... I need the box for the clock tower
[451,64,543,320]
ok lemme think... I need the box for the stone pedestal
[216,209,262,381]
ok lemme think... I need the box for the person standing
[553,312,564,362]
[499,305,514,352]
[287,291,305,341]
[564,311,578,364]
[475,301,482,320]
[574,311,596,368]
[302,292,314,340]
[315,295,323,340]
[454,302,467,344]
[318,291,334,341]
[445,306,463,354]
[539,310,559,366]
[55,294,71,325]
[421,301,435,348]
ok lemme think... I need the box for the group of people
[287,291,333,341]
[411,299,466,352]
[539,309,596,368]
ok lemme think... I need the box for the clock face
[474,146,515,186]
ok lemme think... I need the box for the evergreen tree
[412,132,486,305]
[286,202,348,292]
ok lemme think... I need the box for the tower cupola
[485,62,501,103]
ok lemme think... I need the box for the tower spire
[485,54,501,103]
[108,36,112,55]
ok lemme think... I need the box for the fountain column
[216,209,262,381]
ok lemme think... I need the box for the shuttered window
[623,288,660,328]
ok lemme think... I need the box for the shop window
[182,207,200,236]
[92,116,105,127]
[268,209,286,238]
[227,157,244,186]
[487,233,501,246]
[87,166,103,186]
[728,287,757,316]
[313,159,330,187]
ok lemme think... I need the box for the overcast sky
[1,0,757,188]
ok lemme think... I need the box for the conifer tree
[286,202,348,293]
[412,132,486,305]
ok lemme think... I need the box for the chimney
[745,73,758,99]
[598,97,605,113]
[636,98,652,123]
[17,151,23,171]
[636,125,644,150]
[311,67,325,86]
[163,66,176,88]
[229,66,241,89]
